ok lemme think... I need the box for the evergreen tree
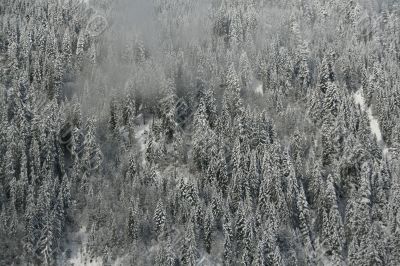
[192,96,215,171]
[124,93,136,145]
[159,78,177,140]
[204,206,213,254]
[154,199,166,237]
[225,63,243,119]
[128,205,139,241]
[181,220,197,266]
[62,27,72,72]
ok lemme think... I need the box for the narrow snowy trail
[135,119,150,167]
[353,88,389,155]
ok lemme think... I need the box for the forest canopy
[1,0,400,265]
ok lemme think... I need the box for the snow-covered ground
[135,123,149,154]
[253,79,263,95]
[353,89,383,142]
[135,120,150,167]
[353,88,389,155]
[64,226,102,266]
[255,83,263,95]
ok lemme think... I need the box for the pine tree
[75,30,86,71]
[204,206,213,254]
[164,236,177,266]
[39,213,54,265]
[53,53,64,100]
[126,153,137,183]
[124,93,136,145]
[127,205,139,241]
[216,143,229,196]
[19,151,29,209]
[62,27,72,72]
[308,87,322,124]
[366,221,386,265]
[241,215,256,265]
[297,184,312,249]
[192,96,215,171]
[321,174,344,265]
[108,96,120,134]
[387,211,400,265]
[82,118,102,174]
[323,81,341,119]
[205,85,217,129]
[272,245,283,266]
[154,199,166,237]
[218,96,232,140]
[145,129,158,166]
[247,151,259,202]
[223,213,233,266]
[239,51,252,89]
[159,78,177,141]
[235,202,246,255]
[229,11,243,46]
[181,220,197,266]
[225,63,243,119]
[53,193,64,250]
[319,54,335,94]
[297,40,310,89]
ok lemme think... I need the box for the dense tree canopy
[1,0,400,265]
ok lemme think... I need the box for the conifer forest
[1,0,400,265]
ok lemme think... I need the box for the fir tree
[154,199,166,237]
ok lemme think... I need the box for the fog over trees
[1,0,400,265]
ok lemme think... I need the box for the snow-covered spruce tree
[225,63,243,120]
[319,174,344,265]
[159,78,177,141]
[194,96,218,173]
[223,213,234,266]
[3,0,400,264]
[181,219,198,266]
[124,93,136,145]
[127,204,139,242]
[203,205,214,254]
[153,199,166,237]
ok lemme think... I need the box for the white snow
[383,147,389,156]
[255,83,263,95]
[353,88,383,143]
[135,123,149,153]
[64,226,102,266]
[254,80,263,95]
[135,121,150,167]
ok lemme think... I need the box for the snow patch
[248,78,263,96]
[254,80,263,95]
[353,88,383,143]
[135,120,150,167]
[135,123,150,153]
[383,147,390,157]
[255,83,263,95]
[64,226,102,266]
